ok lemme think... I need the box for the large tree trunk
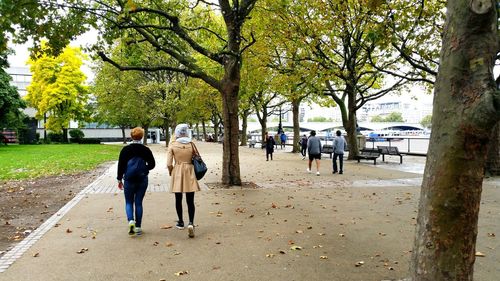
[485,122,500,175]
[344,87,359,160]
[202,120,207,141]
[291,99,300,153]
[411,1,499,280]
[219,54,241,185]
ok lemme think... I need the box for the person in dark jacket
[265,135,276,161]
[117,127,156,236]
[300,134,308,160]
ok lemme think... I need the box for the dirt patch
[0,163,112,256]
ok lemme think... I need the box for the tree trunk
[240,110,248,146]
[220,83,241,185]
[258,110,268,148]
[121,126,126,144]
[292,99,300,153]
[62,128,68,143]
[142,125,149,145]
[202,120,207,141]
[345,87,359,160]
[485,122,500,176]
[411,1,499,280]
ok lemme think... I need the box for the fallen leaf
[76,248,89,254]
[318,233,326,236]
[161,225,173,229]
[339,233,345,237]
[475,251,486,257]
[266,253,275,258]
[320,256,328,259]
[290,246,302,250]
[165,242,174,247]
[66,228,72,233]
[487,233,495,237]
[296,230,303,234]
[212,266,221,270]
[313,245,323,248]
[271,203,278,208]
[153,241,159,246]
[80,235,87,238]
[107,207,113,212]
[355,261,365,267]
[174,270,188,276]
[279,250,286,254]
[33,252,39,257]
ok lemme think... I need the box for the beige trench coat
[167,141,200,193]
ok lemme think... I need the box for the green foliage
[0,144,121,180]
[69,128,84,141]
[307,116,333,122]
[371,112,404,122]
[47,132,64,143]
[0,64,26,129]
[420,114,432,128]
[25,43,90,133]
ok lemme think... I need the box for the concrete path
[0,142,498,281]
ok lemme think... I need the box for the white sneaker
[307,168,311,173]
[128,220,135,235]
[316,171,320,176]
[188,224,195,238]
[134,227,142,236]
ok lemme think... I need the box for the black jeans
[333,153,344,172]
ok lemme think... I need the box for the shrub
[69,129,85,143]
[48,132,64,143]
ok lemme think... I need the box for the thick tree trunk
[485,122,500,175]
[291,99,300,153]
[345,89,359,160]
[258,112,268,148]
[62,128,68,143]
[220,84,241,185]
[411,1,499,280]
[142,125,148,145]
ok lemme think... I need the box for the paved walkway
[0,142,498,281]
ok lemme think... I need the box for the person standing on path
[265,135,276,161]
[167,124,201,238]
[300,134,308,160]
[332,130,347,174]
[117,127,156,236]
[280,132,287,149]
[307,130,322,176]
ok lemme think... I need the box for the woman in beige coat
[167,124,200,238]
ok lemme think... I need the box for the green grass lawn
[0,144,123,180]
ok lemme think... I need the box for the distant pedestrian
[307,130,322,176]
[265,135,276,161]
[280,133,287,149]
[167,124,201,238]
[151,132,157,144]
[300,134,308,160]
[117,127,156,236]
[332,130,347,174]
[274,133,280,149]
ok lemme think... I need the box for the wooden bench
[322,144,334,158]
[355,148,381,165]
[377,146,403,164]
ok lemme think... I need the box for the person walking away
[332,130,347,174]
[265,135,276,161]
[307,130,322,176]
[151,132,157,144]
[167,124,201,238]
[117,127,156,236]
[300,134,308,160]
[280,132,287,149]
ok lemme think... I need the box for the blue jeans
[124,178,148,227]
[333,153,344,172]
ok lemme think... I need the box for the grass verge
[0,144,123,180]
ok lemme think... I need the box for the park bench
[355,148,381,165]
[377,145,403,164]
[322,144,334,158]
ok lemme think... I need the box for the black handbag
[191,142,207,180]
